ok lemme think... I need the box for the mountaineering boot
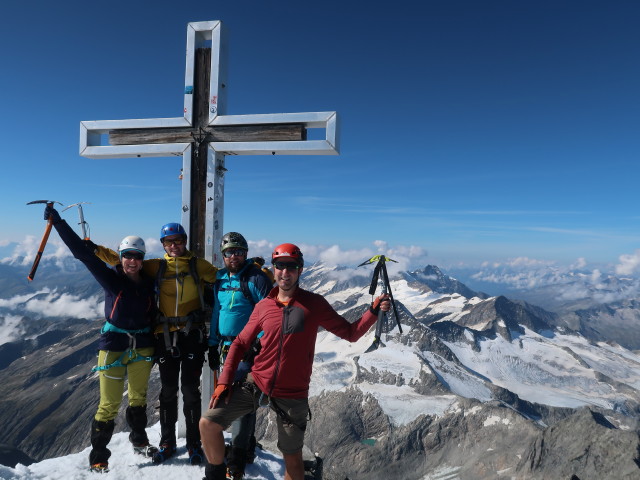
[152,443,177,464]
[88,419,114,471]
[132,440,159,457]
[227,446,248,479]
[203,462,228,480]
[246,435,257,464]
[187,441,205,465]
[158,397,179,447]
[89,462,109,473]
[126,405,158,457]
[226,467,244,480]
[126,405,149,444]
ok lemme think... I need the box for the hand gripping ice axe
[62,202,91,240]
[26,200,63,281]
[358,254,402,352]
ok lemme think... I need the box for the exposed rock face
[0,443,34,467]
[403,265,487,300]
[516,408,640,480]
[565,299,640,351]
[256,389,541,480]
[453,296,556,340]
[0,319,160,461]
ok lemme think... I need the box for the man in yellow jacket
[95,222,217,465]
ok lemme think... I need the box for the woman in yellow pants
[46,205,158,472]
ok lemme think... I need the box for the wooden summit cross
[79,20,338,421]
[80,20,338,265]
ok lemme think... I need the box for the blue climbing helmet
[160,223,187,240]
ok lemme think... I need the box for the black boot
[246,435,257,464]
[227,446,247,477]
[203,463,227,480]
[159,399,178,447]
[89,419,114,470]
[126,405,149,445]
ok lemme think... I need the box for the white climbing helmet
[118,236,146,256]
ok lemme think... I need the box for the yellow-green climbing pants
[94,347,154,422]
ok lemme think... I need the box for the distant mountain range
[1,259,639,478]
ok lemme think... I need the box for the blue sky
[3,0,640,268]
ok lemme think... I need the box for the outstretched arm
[45,206,120,293]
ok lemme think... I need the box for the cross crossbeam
[79,21,339,261]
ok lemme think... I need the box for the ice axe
[358,254,402,352]
[26,200,63,281]
[63,202,91,240]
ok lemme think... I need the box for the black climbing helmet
[220,232,248,252]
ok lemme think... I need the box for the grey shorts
[202,375,310,455]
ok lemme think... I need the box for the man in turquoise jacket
[208,232,272,479]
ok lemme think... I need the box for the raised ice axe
[358,255,402,352]
[26,200,63,281]
[63,202,91,240]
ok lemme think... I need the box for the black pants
[155,328,206,446]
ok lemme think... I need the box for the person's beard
[226,259,245,274]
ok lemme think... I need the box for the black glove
[208,345,221,371]
[43,204,61,223]
[83,239,98,253]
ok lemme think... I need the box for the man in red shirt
[199,243,390,480]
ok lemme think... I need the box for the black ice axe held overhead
[26,200,63,282]
[358,254,402,352]
[62,202,91,240]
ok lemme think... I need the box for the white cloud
[616,250,640,276]
[1,236,73,266]
[0,315,24,345]
[24,291,104,319]
[572,257,587,269]
[319,245,375,266]
[0,289,51,308]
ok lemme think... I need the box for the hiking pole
[26,200,63,281]
[63,202,91,240]
[358,255,402,352]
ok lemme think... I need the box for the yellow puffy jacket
[96,247,217,334]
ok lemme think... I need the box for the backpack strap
[155,259,167,301]
[239,266,257,306]
[188,256,205,311]
[239,262,272,306]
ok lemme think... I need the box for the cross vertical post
[79,20,339,433]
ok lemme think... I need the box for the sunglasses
[122,251,144,260]
[223,249,247,258]
[273,262,300,272]
[163,237,185,246]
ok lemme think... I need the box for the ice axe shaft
[63,202,90,240]
[26,200,63,281]
[365,280,388,353]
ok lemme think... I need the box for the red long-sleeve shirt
[218,286,379,398]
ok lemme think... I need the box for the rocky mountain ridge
[1,262,639,478]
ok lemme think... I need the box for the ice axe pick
[26,200,63,281]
